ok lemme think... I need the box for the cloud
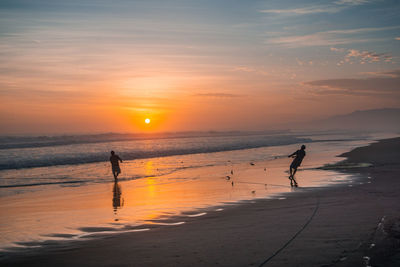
[266,26,400,47]
[193,93,246,98]
[260,0,374,15]
[361,70,400,77]
[345,49,392,63]
[233,66,269,76]
[334,0,372,5]
[0,88,102,105]
[260,6,340,15]
[330,47,346,52]
[325,26,400,34]
[331,47,392,65]
[396,37,400,40]
[266,32,368,47]
[295,58,314,66]
[303,70,400,96]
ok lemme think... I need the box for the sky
[0,0,399,134]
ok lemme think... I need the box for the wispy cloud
[331,47,392,65]
[330,47,346,52]
[266,32,366,47]
[233,66,269,76]
[334,0,372,6]
[396,37,400,40]
[265,26,399,47]
[260,0,375,15]
[303,69,400,96]
[193,93,246,98]
[325,26,400,34]
[345,49,392,63]
[361,70,400,77]
[260,6,340,15]
[295,58,314,66]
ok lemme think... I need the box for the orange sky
[0,0,399,134]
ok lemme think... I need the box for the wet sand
[2,137,400,266]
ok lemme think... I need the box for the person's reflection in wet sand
[112,180,124,215]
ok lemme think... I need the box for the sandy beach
[2,137,400,267]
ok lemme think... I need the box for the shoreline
[2,137,400,266]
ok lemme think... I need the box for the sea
[0,131,397,252]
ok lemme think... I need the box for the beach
[2,0,400,265]
[1,137,399,266]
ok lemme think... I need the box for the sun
[145,118,151,124]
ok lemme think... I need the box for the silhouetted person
[288,145,306,187]
[110,151,122,180]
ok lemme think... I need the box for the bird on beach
[231,170,233,175]
[226,175,231,180]
[232,181,234,186]
[264,168,266,171]
[250,162,255,166]
[251,190,256,194]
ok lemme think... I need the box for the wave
[0,180,86,188]
[0,134,311,170]
[0,131,285,149]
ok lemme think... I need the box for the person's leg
[288,167,293,186]
[292,167,298,186]
[112,167,118,180]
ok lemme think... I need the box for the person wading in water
[110,151,123,180]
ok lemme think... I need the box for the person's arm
[288,151,296,158]
[118,156,123,163]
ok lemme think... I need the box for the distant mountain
[305,108,400,132]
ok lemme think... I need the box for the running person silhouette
[288,145,306,187]
[110,151,123,180]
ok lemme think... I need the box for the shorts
[112,165,121,174]
[290,160,301,169]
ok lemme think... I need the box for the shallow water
[0,132,397,252]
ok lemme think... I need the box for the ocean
[0,132,312,190]
[0,131,396,252]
